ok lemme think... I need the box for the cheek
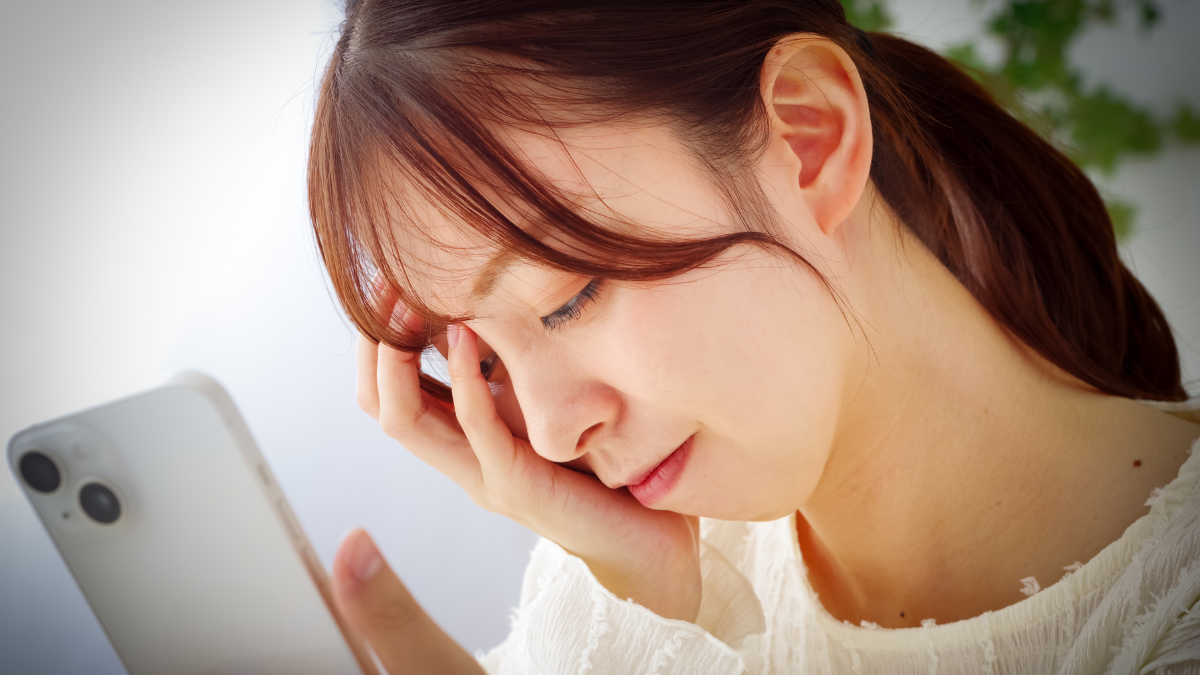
[491,380,529,441]
[612,263,854,517]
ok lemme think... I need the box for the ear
[759,35,872,236]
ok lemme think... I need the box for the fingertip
[334,528,383,594]
[331,530,474,675]
[446,324,478,370]
[332,528,359,588]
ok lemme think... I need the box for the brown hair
[308,0,1186,403]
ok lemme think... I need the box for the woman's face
[406,120,865,522]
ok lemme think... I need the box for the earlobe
[761,35,873,236]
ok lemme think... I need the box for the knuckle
[470,489,505,515]
[467,490,491,511]
[356,392,378,417]
[368,595,425,635]
[455,414,483,437]
[455,408,499,437]
[377,400,431,441]
[378,413,406,440]
[446,358,482,384]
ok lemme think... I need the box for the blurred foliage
[842,0,897,30]
[840,0,1199,239]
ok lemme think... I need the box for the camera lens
[79,483,121,524]
[19,452,61,493]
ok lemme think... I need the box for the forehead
[380,119,731,315]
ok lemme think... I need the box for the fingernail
[348,530,384,582]
[446,323,460,350]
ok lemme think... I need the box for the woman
[308,1,1200,672]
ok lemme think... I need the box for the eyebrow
[465,197,595,301]
[469,250,516,300]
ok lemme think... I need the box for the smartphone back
[7,373,375,675]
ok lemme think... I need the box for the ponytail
[862,33,1185,400]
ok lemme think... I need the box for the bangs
[311,40,787,350]
[308,1,837,401]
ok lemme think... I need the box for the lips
[627,435,694,506]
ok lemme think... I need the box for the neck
[796,203,1199,627]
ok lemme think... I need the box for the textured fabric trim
[576,585,611,674]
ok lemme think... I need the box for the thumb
[332,528,484,675]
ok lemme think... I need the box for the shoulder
[1146,400,1200,427]
[1073,432,1200,673]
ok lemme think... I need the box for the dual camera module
[18,451,121,524]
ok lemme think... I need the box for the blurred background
[0,0,1196,672]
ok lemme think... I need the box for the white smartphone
[7,373,379,675]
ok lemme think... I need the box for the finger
[356,274,401,420]
[332,529,485,675]
[446,324,519,475]
[368,273,400,327]
[356,334,380,420]
[377,342,481,485]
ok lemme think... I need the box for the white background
[0,1,1196,673]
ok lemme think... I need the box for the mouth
[625,435,695,507]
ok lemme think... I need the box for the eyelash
[474,278,605,380]
[479,351,499,380]
[540,278,604,331]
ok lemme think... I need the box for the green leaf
[935,0,1188,230]
[839,0,894,31]
[1175,104,1200,144]
[859,0,1186,234]
[1066,87,1161,172]
[1135,0,1162,30]
[1105,198,1136,241]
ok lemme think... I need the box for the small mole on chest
[1134,459,1142,467]
[900,612,905,618]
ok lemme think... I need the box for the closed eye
[479,351,500,380]
[470,278,604,380]
[541,278,604,330]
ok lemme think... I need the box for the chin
[672,497,790,523]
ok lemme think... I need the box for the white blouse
[478,408,1200,674]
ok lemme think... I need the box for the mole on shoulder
[1134,459,1142,467]
[900,612,905,618]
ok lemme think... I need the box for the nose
[509,357,620,464]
